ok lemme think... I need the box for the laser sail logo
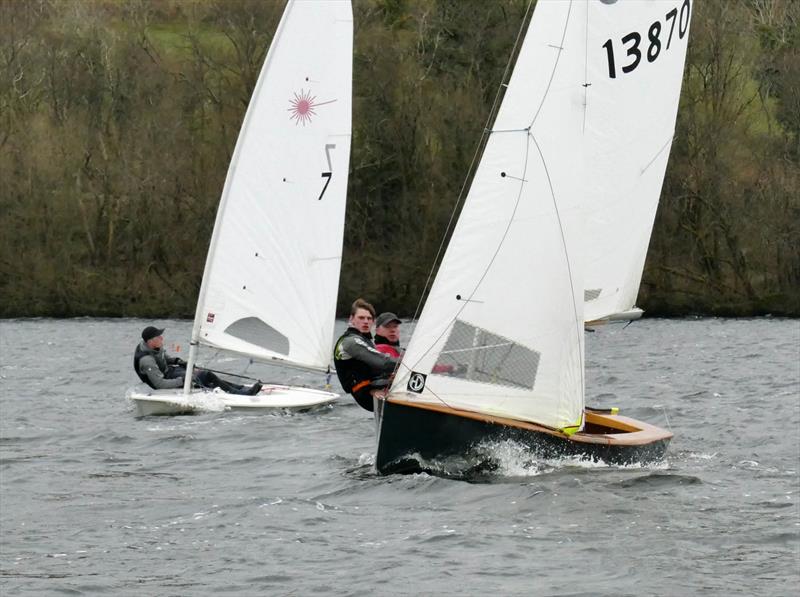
[288,89,337,126]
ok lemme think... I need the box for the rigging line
[661,406,672,433]
[404,0,535,331]
[529,133,585,406]
[527,0,575,131]
[198,346,246,377]
[197,366,260,382]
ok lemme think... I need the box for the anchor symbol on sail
[407,372,427,393]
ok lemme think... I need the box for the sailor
[374,312,402,358]
[333,299,398,411]
[134,326,262,395]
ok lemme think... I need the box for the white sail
[189,0,353,371]
[583,0,692,322]
[389,1,587,431]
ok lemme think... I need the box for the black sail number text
[318,143,336,201]
[603,0,691,79]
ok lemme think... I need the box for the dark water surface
[1,318,798,596]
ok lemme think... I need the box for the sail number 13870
[602,0,691,79]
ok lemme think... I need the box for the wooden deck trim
[384,397,672,447]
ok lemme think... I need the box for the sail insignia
[433,320,540,390]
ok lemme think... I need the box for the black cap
[141,326,165,342]
[375,312,401,328]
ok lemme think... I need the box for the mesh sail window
[224,317,290,356]
[434,320,540,390]
[584,289,602,302]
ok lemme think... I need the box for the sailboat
[375,0,692,474]
[130,0,353,417]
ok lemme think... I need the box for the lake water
[1,318,798,596]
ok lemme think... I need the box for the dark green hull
[375,398,671,476]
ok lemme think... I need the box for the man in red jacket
[374,312,402,358]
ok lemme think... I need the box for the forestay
[583,0,692,322]
[189,0,353,371]
[389,2,587,431]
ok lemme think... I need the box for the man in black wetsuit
[133,326,262,395]
[333,299,398,411]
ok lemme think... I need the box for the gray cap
[375,312,401,328]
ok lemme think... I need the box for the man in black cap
[133,326,262,395]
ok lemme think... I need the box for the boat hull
[129,385,339,417]
[375,397,672,475]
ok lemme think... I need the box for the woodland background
[1,0,798,318]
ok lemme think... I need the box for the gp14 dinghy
[375,0,692,474]
[130,0,353,417]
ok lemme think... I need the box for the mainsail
[388,0,692,431]
[187,0,353,373]
[583,0,692,322]
[389,1,587,431]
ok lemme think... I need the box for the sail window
[224,317,290,355]
[433,320,540,390]
[585,288,602,301]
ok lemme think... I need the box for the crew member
[134,326,262,395]
[333,299,397,411]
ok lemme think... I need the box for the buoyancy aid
[374,334,401,358]
[133,341,169,387]
[332,328,376,395]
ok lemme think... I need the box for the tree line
[1,0,797,318]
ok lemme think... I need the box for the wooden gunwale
[384,396,672,447]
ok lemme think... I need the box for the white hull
[129,385,339,417]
